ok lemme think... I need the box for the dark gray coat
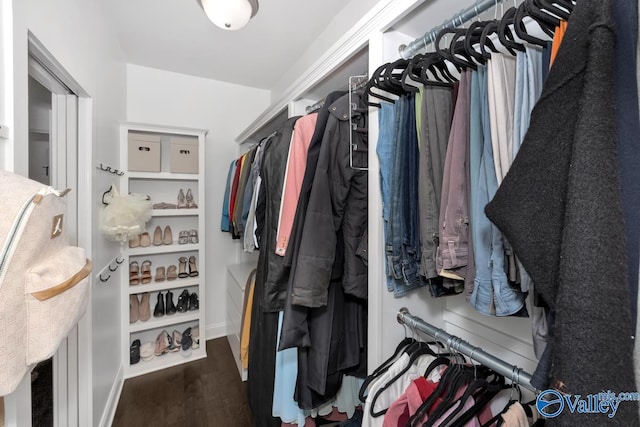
[486,1,638,425]
[290,93,368,307]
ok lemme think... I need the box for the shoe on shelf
[155,266,166,282]
[178,231,189,245]
[130,339,141,365]
[129,294,140,323]
[153,292,165,317]
[153,202,177,209]
[165,290,176,315]
[167,265,178,281]
[139,232,151,247]
[186,189,198,209]
[129,261,140,286]
[140,342,155,362]
[163,225,173,245]
[181,327,193,357]
[152,226,162,246]
[140,260,152,284]
[128,234,140,249]
[139,293,151,322]
[189,229,199,244]
[169,330,182,352]
[192,326,200,350]
[176,289,190,313]
[188,256,199,277]
[155,330,171,356]
[177,189,187,209]
[189,292,199,311]
[178,257,189,278]
[191,326,200,350]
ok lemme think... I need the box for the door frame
[27,32,93,427]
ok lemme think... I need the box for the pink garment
[275,113,318,256]
[382,377,437,427]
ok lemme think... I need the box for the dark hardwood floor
[113,338,251,427]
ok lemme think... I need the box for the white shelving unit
[120,122,208,378]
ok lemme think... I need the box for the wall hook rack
[96,163,125,176]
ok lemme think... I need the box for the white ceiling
[110,0,350,90]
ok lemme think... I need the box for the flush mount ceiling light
[198,0,259,31]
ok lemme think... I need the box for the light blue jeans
[471,65,526,316]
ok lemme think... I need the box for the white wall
[10,0,127,425]
[126,64,270,339]
[270,0,380,103]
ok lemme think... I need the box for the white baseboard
[98,364,124,427]
[206,321,228,340]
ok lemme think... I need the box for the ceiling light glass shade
[199,0,254,31]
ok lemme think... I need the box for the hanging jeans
[436,71,471,281]
[418,85,454,280]
[376,102,399,293]
[387,94,423,296]
[470,65,525,316]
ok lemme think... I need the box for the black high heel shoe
[153,292,165,317]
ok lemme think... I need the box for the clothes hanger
[408,363,470,427]
[537,0,571,19]
[418,52,459,86]
[424,375,492,427]
[369,341,439,418]
[450,373,509,427]
[464,21,497,65]
[364,64,396,107]
[479,20,502,60]
[421,364,496,427]
[513,2,548,47]
[447,28,478,70]
[525,0,561,34]
[413,364,477,427]
[358,335,416,401]
[551,0,574,13]
[401,53,426,92]
[497,7,525,54]
[418,27,462,84]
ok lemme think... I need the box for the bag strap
[31,259,92,301]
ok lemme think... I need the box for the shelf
[152,208,200,217]
[128,171,199,181]
[126,347,207,379]
[128,277,200,295]
[129,310,200,333]
[127,242,201,256]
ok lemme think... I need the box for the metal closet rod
[399,0,507,59]
[396,307,537,393]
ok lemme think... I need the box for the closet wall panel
[126,63,270,340]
